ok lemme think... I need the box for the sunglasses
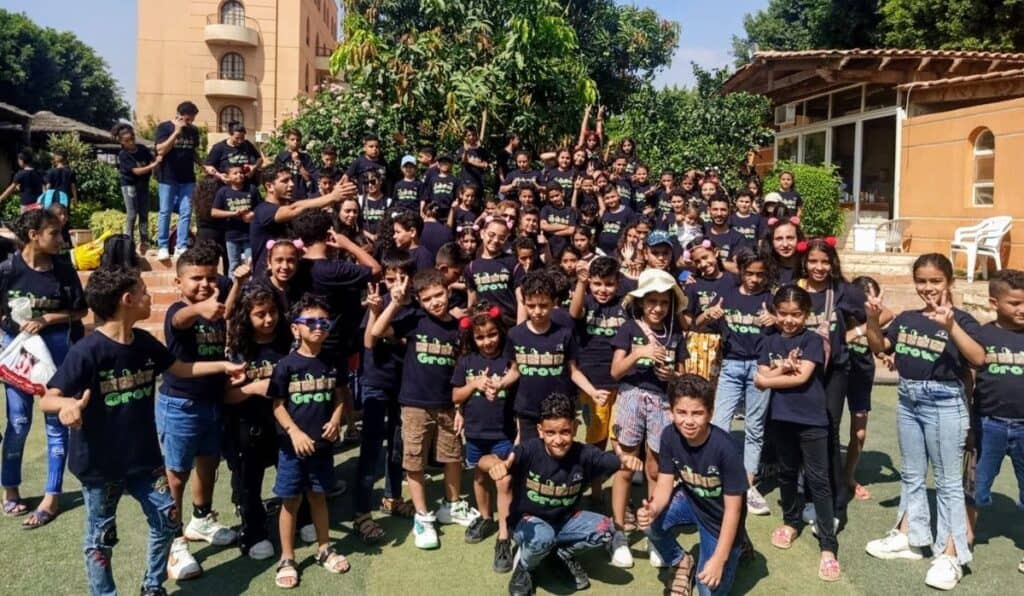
[294,316,332,331]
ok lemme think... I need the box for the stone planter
[69,229,93,247]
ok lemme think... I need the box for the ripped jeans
[81,471,179,596]
[512,510,613,571]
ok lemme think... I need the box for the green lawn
[2,385,1023,595]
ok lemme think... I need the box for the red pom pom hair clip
[459,317,473,330]
[797,236,838,253]
[796,240,809,253]
[487,305,501,319]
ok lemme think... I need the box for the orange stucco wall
[898,96,1024,269]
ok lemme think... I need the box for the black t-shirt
[13,169,44,206]
[804,283,865,366]
[653,188,674,215]
[392,309,460,408]
[452,352,516,440]
[847,332,876,380]
[759,329,828,426]
[728,213,762,245]
[718,284,773,361]
[703,226,747,262]
[612,177,635,210]
[393,179,422,212]
[597,206,635,255]
[778,190,803,212]
[465,256,517,317]
[117,145,155,187]
[346,155,389,192]
[541,167,575,195]
[161,302,227,399]
[685,272,737,331]
[274,151,319,199]
[360,195,390,235]
[47,329,175,483]
[886,309,981,381]
[452,206,478,229]
[425,173,457,212]
[45,167,76,194]
[268,351,338,453]
[204,139,260,174]
[213,185,258,242]
[611,320,688,393]
[249,201,283,267]
[506,321,579,419]
[154,121,199,184]
[575,294,627,390]
[510,439,620,526]
[974,322,1024,419]
[504,169,541,199]
[0,251,85,335]
[540,204,577,257]
[455,145,490,189]
[658,425,747,537]
[233,339,290,421]
[632,182,657,211]
[775,264,796,286]
[421,221,453,259]
[293,257,373,357]
[359,294,412,392]
[410,245,435,272]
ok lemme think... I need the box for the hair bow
[459,317,473,330]
[265,238,304,251]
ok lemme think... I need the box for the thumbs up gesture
[58,389,92,429]
[195,295,226,322]
[757,301,776,326]
[637,498,654,531]
[706,298,725,321]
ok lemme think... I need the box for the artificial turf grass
[1,385,1022,594]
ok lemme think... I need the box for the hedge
[763,161,846,238]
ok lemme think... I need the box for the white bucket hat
[622,269,688,314]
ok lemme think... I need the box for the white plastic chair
[875,219,910,252]
[950,216,1012,282]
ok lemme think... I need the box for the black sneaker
[508,563,534,596]
[494,538,514,573]
[557,548,591,591]
[465,517,496,544]
[140,587,167,596]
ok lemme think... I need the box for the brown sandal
[770,526,798,550]
[380,497,416,519]
[355,512,386,544]
[669,553,695,596]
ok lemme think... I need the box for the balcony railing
[204,73,258,99]
[204,15,259,47]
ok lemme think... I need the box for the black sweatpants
[773,419,838,554]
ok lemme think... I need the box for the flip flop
[770,526,797,550]
[818,557,841,582]
[22,509,56,530]
[3,499,28,517]
[852,484,872,501]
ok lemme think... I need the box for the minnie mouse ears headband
[767,215,801,227]
[265,238,304,251]
[796,236,837,253]
[681,238,714,263]
[459,305,502,329]
[456,223,480,234]
[483,215,514,230]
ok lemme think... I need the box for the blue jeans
[355,386,404,514]
[513,510,613,571]
[2,328,71,494]
[896,378,971,564]
[645,490,742,596]
[225,239,251,276]
[82,472,179,596]
[120,184,150,244]
[974,415,1024,509]
[711,359,770,476]
[156,182,194,250]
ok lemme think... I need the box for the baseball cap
[437,153,454,163]
[646,230,674,248]
[401,155,416,167]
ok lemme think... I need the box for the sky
[3,0,768,108]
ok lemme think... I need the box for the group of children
[1,118,1023,596]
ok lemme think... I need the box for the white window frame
[972,130,995,207]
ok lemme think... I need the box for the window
[220,1,245,26]
[220,53,245,80]
[219,106,243,132]
[803,95,829,124]
[831,87,863,117]
[777,136,798,162]
[802,131,826,166]
[973,129,995,206]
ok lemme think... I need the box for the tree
[879,0,1024,51]
[0,10,129,128]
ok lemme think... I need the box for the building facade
[136,0,338,142]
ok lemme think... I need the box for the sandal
[381,497,416,519]
[22,509,57,530]
[668,553,695,596]
[818,557,841,582]
[3,499,28,517]
[851,483,872,501]
[275,559,299,589]
[355,513,386,544]
[770,526,798,550]
[1018,556,1024,574]
[315,546,350,574]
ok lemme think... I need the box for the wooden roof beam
[878,56,892,71]
[837,56,852,70]
[988,59,1003,72]
[949,58,965,73]
[917,57,932,71]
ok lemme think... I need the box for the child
[456,224,481,261]
[392,210,435,272]
[631,164,657,213]
[609,156,635,210]
[653,170,676,215]
[211,164,257,274]
[45,149,79,205]
[258,239,304,317]
[0,150,45,212]
[40,267,243,596]
[423,154,457,219]
[368,269,478,549]
[540,182,578,258]
[435,242,470,317]
[541,149,575,195]
[320,144,338,170]
[420,202,454,259]
[777,170,803,216]
[394,155,423,213]
[451,304,516,571]
[157,242,238,580]
[499,150,540,201]
[639,374,747,596]
[344,133,389,193]
[0,210,86,526]
[608,268,690,568]
[116,125,161,252]
[479,393,642,595]
[844,276,882,501]
[705,248,775,516]
[863,254,981,590]
[703,197,745,273]
[274,128,319,199]
[597,186,636,256]
[450,183,480,230]
[729,190,763,247]
[359,171,391,241]
[755,285,840,583]
[572,226,597,261]
[466,217,517,322]
[270,295,350,588]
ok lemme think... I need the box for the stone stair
[77,256,178,341]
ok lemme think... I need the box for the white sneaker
[157,247,170,261]
[608,531,633,568]
[810,516,839,537]
[925,554,963,590]
[413,511,440,549]
[648,542,668,568]
[167,537,202,580]
[865,529,924,560]
[184,512,238,546]
[801,502,816,525]
[746,487,770,516]
[247,539,274,560]
[436,499,480,527]
[300,523,317,544]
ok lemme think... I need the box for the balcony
[314,44,334,72]
[204,73,258,99]
[204,15,259,47]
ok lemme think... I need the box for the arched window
[973,129,994,206]
[219,1,245,26]
[306,17,310,46]
[304,64,309,92]
[219,106,243,132]
[220,52,245,80]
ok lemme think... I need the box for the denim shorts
[465,437,514,468]
[273,449,336,498]
[155,392,222,473]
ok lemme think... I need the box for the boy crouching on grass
[40,267,245,596]
[481,393,643,596]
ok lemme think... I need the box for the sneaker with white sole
[747,487,770,516]
[167,537,202,580]
[801,502,816,525]
[865,529,924,560]
[608,530,634,568]
[413,511,440,549]
[157,247,170,261]
[925,554,963,590]
[184,512,237,546]
[649,541,668,568]
[436,499,480,527]
[247,539,274,560]
[300,523,317,544]
[810,516,839,537]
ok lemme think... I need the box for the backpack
[38,189,70,209]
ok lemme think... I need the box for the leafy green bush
[70,200,105,230]
[46,132,123,209]
[764,161,845,238]
[88,209,125,237]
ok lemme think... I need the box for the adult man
[204,121,262,187]
[154,101,214,260]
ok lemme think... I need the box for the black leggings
[773,420,838,554]
[355,395,404,514]
[224,408,276,552]
[824,362,850,514]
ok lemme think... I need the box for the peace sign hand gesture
[924,290,955,331]
[391,273,410,304]
[865,285,885,322]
